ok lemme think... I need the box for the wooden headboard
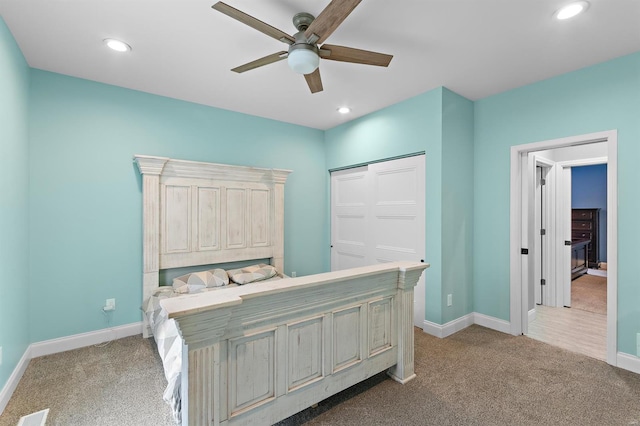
[134,155,291,335]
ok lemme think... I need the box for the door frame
[509,130,618,365]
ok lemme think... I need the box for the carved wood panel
[332,306,362,373]
[287,317,324,391]
[225,188,247,249]
[159,184,277,262]
[368,297,393,356]
[250,189,270,247]
[228,330,276,415]
[197,187,220,251]
[163,184,191,253]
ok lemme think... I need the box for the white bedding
[142,276,285,424]
[143,287,188,423]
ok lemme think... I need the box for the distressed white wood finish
[197,187,220,251]
[134,155,291,336]
[369,297,393,356]
[287,317,323,391]
[229,330,276,415]
[162,261,428,426]
[332,305,362,373]
[136,156,170,337]
[135,155,428,424]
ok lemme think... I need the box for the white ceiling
[1,1,639,130]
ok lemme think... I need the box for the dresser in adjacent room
[572,208,600,268]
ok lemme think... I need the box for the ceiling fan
[211,0,393,94]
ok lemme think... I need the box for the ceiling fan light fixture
[288,44,319,75]
[337,107,351,114]
[104,38,131,52]
[555,1,589,20]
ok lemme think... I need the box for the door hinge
[540,229,546,236]
[541,279,546,286]
[521,248,529,255]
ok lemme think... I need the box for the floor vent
[17,408,49,426]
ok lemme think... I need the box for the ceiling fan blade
[304,69,323,94]
[212,2,295,44]
[231,51,288,73]
[304,0,362,45]
[319,44,393,67]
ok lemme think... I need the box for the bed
[135,155,428,426]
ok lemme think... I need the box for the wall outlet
[291,271,297,278]
[447,294,453,307]
[104,298,116,311]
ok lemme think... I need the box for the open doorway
[568,164,608,313]
[509,130,618,366]
[527,157,608,360]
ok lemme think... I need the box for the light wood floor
[526,304,606,361]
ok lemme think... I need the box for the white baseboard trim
[0,346,31,415]
[30,322,142,358]
[473,312,512,334]
[1,322,143,416]
[423,312,512,338]
[422,313,640,377]
[528,308,536,323]
[616,352,640,375]
[423,313,474,338]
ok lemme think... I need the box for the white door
[534,165,552,306]
[534,166,543,306]
[330,166,369,270]
[331,155,426,327]
[560,166,572,307]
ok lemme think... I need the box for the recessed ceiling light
[555,1,589,20]
[103,38,131,52]
[337,107,351,114]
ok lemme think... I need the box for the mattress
[142,276,285,424]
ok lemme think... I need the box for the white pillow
[172,268,229,294]
[227,264,277,285]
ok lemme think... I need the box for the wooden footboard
[161,261,428,426]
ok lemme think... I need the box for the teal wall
[0,18,30,390]
[324,87,476,324]
[28,70,327,342]
[441,89,474,323]
[474,52,640,354]
[2,14,639,397]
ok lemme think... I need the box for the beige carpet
[0,337,174,426]
[571,274,607,315]
[2,326,640,426]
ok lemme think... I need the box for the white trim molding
[30,322,142,358]
[0,346,31,414]
[423,314,474,338]
[0,322,142,415]
[473,313,512,334]
[616,353,640,375]
[422,312,510,338]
